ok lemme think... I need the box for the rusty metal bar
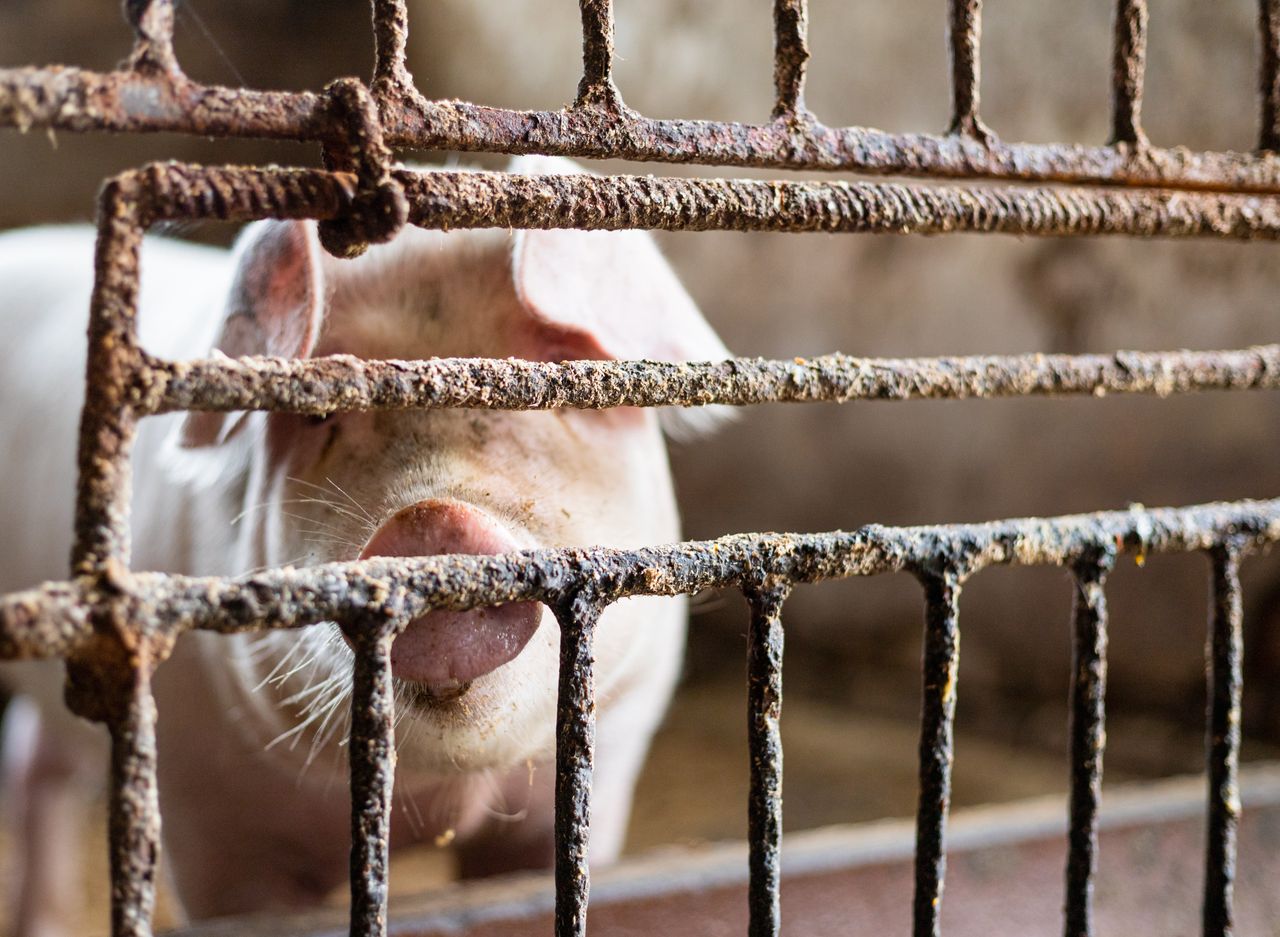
[105,674,161,937]
[773,0,810,118]
[11,67,1280,193]
[745,582,791,937]
[1203,543,1245,937]
[347,627,396,937]
[947,0,988,138]
[577,0,618,108]
[146,345,1280,420]
[1262,0,1280,151]
[397,169,1280,241]
[73,179,146,576]
[5,499,1279,663]
[371,0,413,90]
[1112,0,1150,146]
[123,0,178,76]
[554,595,599,937]
[1063,552,1114,937]
[913,566,963,937]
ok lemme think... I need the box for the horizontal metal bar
[4,498,1277,662]
[398,168,1280,239]
[7,67,1280,193]
[141,346,1280,418]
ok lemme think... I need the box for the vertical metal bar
[1063,553,1113,937]
[773,0,810,118]
[123,0,178,75]
[946,0,987,137]
[577,0,619,108]
[1260,0,1280,151]
[554,595,600,937]
[73,181,145,576]
[745,581,791,937]
[1111,0,1150,146]
[913,566,962,937]
[347,627,396,937]
[1203,543,1245,937]
[105,666,162,937]
[371,0,413,90]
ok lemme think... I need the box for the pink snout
[358,499,541,694]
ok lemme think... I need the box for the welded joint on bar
[318,78,408,259]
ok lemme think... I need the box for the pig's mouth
[357,498,542,698]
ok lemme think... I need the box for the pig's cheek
[264,414,344,475]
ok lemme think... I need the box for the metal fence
[2,1,1279,936]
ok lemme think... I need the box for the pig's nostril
[354,499,541,693]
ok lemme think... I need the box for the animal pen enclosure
[2,0,1280,936]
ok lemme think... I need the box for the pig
[0,158,730,935]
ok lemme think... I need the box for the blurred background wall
[3,0,1279,757]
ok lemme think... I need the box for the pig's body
[0,169,723,933]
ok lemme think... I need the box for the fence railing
[1,3,1278,937]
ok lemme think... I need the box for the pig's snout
[357,499,541,694]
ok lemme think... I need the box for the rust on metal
[1111,0,1150,147]
[1064,551,1115,937]
[0,1,1277,937]
[913,566,963,937]
[744,581,790,937]
[1204,542,1246,937]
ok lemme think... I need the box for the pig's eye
[305,413,337,427]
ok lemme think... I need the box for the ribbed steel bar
[398,169,1280,241]
[1112,0,1150,146]
[947,0,987,138]
[1063,553,1114,937]
[347,628,396,937]
[773,0,810,118]
[1203,543,1245,937]
[144,346,1280,420]
[913,567,963,937]
[745,582,791,937]
[5,499,1280,663]
[10,67,1280,192]
[553,595,600,937]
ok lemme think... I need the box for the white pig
[0,159,729,934]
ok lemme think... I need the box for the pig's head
[169,164,729,778]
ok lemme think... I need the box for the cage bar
[772,0,810,118]
[1203,543,1245,937]
[1063,553,1114,937]
[371,0,412,90]
[554,596,600,937]
[745,582,791,937]
[347,628,397,937]
[148,344,1280,420]
[577,0,617,108]
[12,69,1280,192]
[1262,0,1280,151]
[1112,0,1150,146]
[947,0,986,137]
[913,567,963,937]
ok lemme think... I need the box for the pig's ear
[512,228,735,438]
[179,220,325,448]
